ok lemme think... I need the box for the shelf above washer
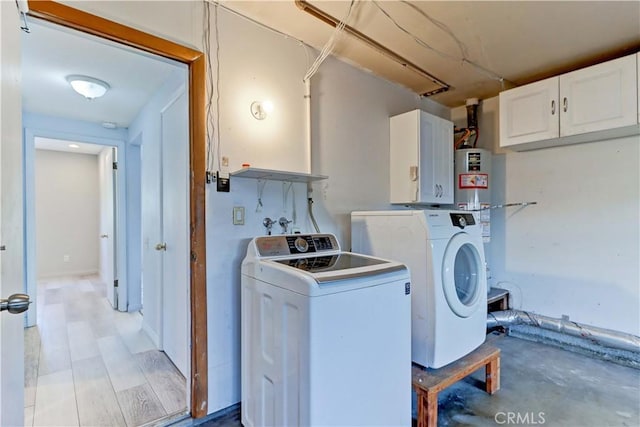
[230,167,328,183]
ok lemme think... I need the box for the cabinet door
[420,115,453,204]
[438,118,454,203]
[499,77,559,147]
[418,112,453,204]
[390,110,419,203]
[560,54,638,136]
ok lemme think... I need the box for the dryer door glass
[441,233,486,318]
[454,244,479,305]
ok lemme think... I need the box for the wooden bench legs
[416,390,437,427]
[486,355,500,394]
[413,343,501,427]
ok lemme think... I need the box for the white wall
[310,54,450,247]
[217,9,310,173]
[451,97,640,336]
[35,150,100,278]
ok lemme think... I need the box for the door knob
[1,293,31,314]
[155,242,167,251]
[100,234,109,238]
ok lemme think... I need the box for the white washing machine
[351,210,487,368]
[241,233,411,427]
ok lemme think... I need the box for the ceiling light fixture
[250,100,274,120]
[68,144,80,149]
[66,75,110,99]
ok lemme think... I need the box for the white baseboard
[142,319,161,349]
[38,269,99,279]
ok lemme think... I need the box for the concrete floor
[197,333,640,427]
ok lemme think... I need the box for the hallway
[24,275,186,426]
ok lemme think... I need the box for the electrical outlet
[63,255,70,262]
[222,156,229,167]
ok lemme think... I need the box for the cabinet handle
[563,97,568,112]
[409,166,418,182]
[551,100,556,115]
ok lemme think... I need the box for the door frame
[23,125,128,327]
[27,0,208,417]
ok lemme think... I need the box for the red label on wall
[459,173,488,189]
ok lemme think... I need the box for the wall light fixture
[250,100,274,120]
[66,75,110,99]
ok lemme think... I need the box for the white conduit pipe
[487,310,640,353]
[304,78,311,173]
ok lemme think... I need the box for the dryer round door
[441,232,485,318]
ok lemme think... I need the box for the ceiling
[20,0,640,127]
[22,18,185,128]
[35,137,106,155]
[222,0,640,107]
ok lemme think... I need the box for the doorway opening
[23,0,207,421]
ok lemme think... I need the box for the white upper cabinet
[390,110,453,204]
[500,53,638,150]
[560,54,637,136]
[499,77,559,147]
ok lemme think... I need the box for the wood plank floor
[24,275,187,426]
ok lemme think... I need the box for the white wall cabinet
[390,110,453,204]
[500,53,638,150]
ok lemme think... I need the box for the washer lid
[272,253,406,284]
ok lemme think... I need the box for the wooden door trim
[27,0,208,418]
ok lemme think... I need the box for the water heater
[455,148,491,242]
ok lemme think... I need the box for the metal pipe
[307,195,320,233]
[295,0,450,96]
[488,310,640,353]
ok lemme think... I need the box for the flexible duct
[487,310,640,353]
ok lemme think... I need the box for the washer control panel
[255,234,339,257]
[450,212,476,229]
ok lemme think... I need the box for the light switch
[233,206,245,225]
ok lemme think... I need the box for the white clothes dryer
[352,210,487,368]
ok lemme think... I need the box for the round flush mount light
[66,75,110,99]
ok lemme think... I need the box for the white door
[1,1,26,424]
[99,147,118,308]
[441,233,486,318]
[499,77,560,147]
[160,89,189,376]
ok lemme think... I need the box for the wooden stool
[412,342,501,427]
